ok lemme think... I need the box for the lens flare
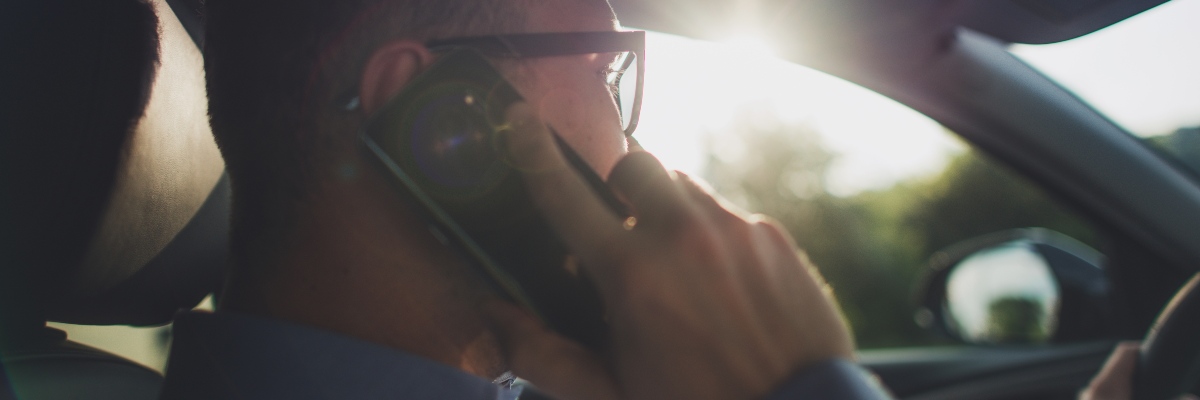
[718,34,778,59]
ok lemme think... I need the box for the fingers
[485,302,622,400]
[625,135,644,153]
[501,109,862,398]
[1080,341,1140,400]
[504,103,629,278]
[674,171,751,226]
[606,152,692,231]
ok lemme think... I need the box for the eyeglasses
[427,31,646,138]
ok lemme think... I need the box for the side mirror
[916,228,1114,345]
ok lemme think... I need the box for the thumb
[485,301,621,400]
[1080,341,1139,400]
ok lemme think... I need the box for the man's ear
[359,40,435,115]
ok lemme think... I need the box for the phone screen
[360,49,621,351]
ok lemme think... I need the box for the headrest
[0,0,227,333]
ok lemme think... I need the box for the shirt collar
[162,311,521,400]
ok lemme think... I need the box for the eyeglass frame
[420,30,647,138]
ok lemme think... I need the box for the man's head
[206,0,625,270]
[205,0,627,376]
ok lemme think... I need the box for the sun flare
[717,34,778,59]
[632,31,963,196]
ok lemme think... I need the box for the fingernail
[608,152,670,197]
[626,136,645,152]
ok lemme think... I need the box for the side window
[1011,0,1200,182]
[637,32,1102,349]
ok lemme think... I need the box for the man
[159,0,883,398]
[157,0,1137,399]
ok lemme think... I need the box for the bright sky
[632,0,1200,196]
[1011,0,1200,137]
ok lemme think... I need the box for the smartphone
[360,48,625,351]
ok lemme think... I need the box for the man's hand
[487,104,855,400]
[1079,342,1199,400]
[1081,342,1140,400]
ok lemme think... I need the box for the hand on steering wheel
[1135,274,1200,400]
[1081,274,1200,400]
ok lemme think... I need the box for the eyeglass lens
[606,51,639,132]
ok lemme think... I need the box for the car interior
[0,0,224,398]
[1,0,1198,399]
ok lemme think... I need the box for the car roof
[610,0,1170,45]
[957,0,1172,44]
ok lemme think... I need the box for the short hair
[204,0,531,267]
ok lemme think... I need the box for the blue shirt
[158,312,892,399]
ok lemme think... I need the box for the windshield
[634,33,966,197]
[625,30,1100,350]
[1010,0,1200,175]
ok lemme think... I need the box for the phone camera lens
[410,89,502,192]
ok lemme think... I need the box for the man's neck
[220,174,507,378]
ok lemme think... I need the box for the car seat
[0,0,227,398]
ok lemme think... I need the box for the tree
[703,112,1101,348]
[984,296,1051,343]
[903,151,1102,259]
[703,114,932,347]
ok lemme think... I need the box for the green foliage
[702,116,1100,349]
[984,296,1050,344]
[1144,127,1200,178]
[903,152,1102,255]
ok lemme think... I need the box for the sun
[717,34,778,59]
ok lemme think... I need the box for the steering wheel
[1136,273,1200,399]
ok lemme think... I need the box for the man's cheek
[532,87,624,178]
[533,86,579,128]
